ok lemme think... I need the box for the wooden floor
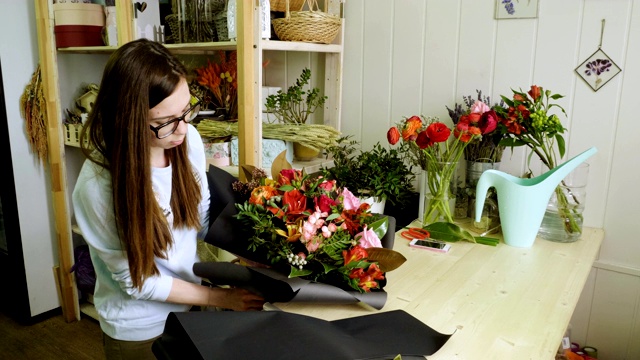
[0,309,104,359]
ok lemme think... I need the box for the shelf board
[56,40,341,54]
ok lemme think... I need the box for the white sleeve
[187,124,211,239]
[72,162,173,301]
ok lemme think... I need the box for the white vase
[360,196,386,214]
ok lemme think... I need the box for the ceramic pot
[293,142,320,161]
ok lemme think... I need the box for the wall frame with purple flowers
[575,48,621,92]
[495,0,539,19]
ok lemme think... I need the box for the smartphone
[409,238,451,253]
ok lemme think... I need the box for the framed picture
[495,0,539,19]
[575,48,622,92]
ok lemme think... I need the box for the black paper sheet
[201,165,397,308]
[193,262,388,310]
[152,310,451,360]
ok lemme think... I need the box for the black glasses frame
[149,97,202,139]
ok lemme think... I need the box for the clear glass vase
[537,163,589,242]
[420,161,458,225]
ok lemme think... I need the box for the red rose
[415,130,432,149]
[426,122,450,143]
[314,194,337,213]
[528,85,541,101]
[479,110,498,134]
[387,127,400,145]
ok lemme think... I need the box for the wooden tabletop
[274,223,604,359]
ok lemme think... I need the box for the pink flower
[318,179,336,192]
[470,100,490,114]
[341,188,361,211]
[321,226,332,238]
[355,225,382,248]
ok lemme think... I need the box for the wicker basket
[271,0,305,12]
[272,0,341,44]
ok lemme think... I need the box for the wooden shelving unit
[35,0,345,321]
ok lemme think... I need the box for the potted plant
[322,136,416,214]
[265,68,327,160]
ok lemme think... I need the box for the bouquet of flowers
[494,85,581,236]
[232,167,405,293]
[193,51,238,120]
[387,116,483,224]
[446,90,504,163]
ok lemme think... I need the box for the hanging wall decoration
[495,0,539,19]
[19,64,48,166]
[575,19,621,92]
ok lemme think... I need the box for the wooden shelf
[56,40,342,55]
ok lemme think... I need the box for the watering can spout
[474,147,597,247]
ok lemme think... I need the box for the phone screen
[413,239,446,249]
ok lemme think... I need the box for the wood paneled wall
[339,1,640,358]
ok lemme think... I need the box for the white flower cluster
[287,253,308,270]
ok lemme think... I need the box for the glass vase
[420,161,458,225]
[537,163,589,242]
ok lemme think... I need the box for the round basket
[272,0,341,44]
[270,0,305,12]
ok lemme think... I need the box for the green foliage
[322,136,416,207]
[265,68,327,125]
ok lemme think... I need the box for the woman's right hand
[216,287,265,311]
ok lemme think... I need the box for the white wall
[0,0,60,316]
[340,0,639,359]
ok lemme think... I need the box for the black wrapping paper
[152,310,452,360]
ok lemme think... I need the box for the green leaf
[555,134,566,159]
[289,266,313,278]
[423,222,476,243]
[321,262,337,274]
[475,237,499,246]
[369,216,389,240]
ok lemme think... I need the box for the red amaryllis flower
[343,245,368,265]
[401,116,423,141]
[426,122,450,143]
[387,126,400,145]
[249,185,278,205]
[282,189,307,218]
[415,130,432,149]
[528,85,541,101]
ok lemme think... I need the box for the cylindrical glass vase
[420,161,458,225]
[537,163,589,242]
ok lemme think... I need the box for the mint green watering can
[474,147,597,247]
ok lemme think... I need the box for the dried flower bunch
[193,51,238,119]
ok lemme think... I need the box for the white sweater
[72,124,210,341]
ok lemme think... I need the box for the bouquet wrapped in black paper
[200,161,404,309]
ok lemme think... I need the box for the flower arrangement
[494,85,581,236]
[446,91,504,164]
[193,51,238,120]
[233,167,405,293]
[387,116,482,224]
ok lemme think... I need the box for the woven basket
[272,0,341,44]
[271,0,305,12]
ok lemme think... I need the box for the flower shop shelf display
[203,165,406,309]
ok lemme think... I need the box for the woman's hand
[215,287,265,311]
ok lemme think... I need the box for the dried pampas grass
[20,64,48,165]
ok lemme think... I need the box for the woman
[72,39,264,359]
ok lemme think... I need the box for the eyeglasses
[149,98,202,139]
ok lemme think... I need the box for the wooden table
[274,223,604,360]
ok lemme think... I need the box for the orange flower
[528,85,541,101]
[343,245,368,265]
[387,126,400,145]
[401,116,423,141]
[426,122,450,143]
[249,185,278,205]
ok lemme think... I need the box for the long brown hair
[81,39,202,290]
